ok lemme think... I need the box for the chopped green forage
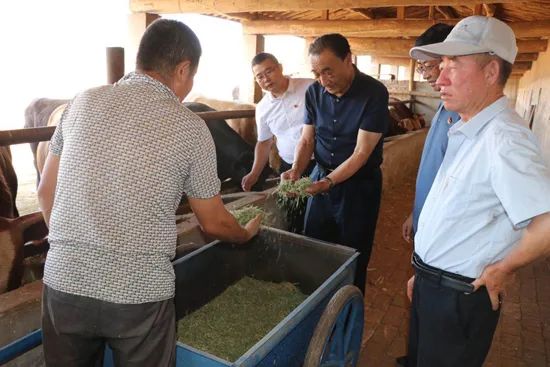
[177,277,308,362]
[230,205,266,225]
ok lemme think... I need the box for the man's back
[45,72,220,304]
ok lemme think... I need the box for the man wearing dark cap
[401,23,460,244]
[404,16,550,366]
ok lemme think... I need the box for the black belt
[412,253,475,294]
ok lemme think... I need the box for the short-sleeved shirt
[305,68,389,177]
[415,97,550,278]
[256,77,314,164]
[44,72,221,304]
[412,103,460,231]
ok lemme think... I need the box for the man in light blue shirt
[401,23,459,242]
[405,16,550,367]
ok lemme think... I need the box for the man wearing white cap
[405,16,550,366]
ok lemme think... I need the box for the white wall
[516,49,550,163]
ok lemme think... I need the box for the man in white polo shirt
[241,53,314,191]
[404,16,550,366]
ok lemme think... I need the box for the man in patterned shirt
[37,19,261,367]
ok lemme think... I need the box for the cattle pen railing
[0,99,414,146]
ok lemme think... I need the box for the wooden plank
[435,6,454,19]
[473,4,483,15]
[515,53,538,62]
[351,8,375,19]
[372,56,411,67]
[243,20,550,38]
[0,110,256,146]
[130,0,517,13]
[397,6,405,19]
[349,38,547,57]
[483,3,497,16]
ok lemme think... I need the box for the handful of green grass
[231,205,265,225]
[275,177,312,210]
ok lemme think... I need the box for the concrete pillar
[127,13,160,72]
[241,34,265,104]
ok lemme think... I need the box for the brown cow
[0,147,19,218]
[0,212,48,294]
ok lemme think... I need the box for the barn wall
[516,49,550,163]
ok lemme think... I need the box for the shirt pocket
[438,175,473,219]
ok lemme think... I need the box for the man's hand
[243,214,263,241]
[241,172,259,192]
[305,179,330,196]
[407,275,415,301]
[281,168,300,182]
[402,212,413,243]
[472,262,512,311]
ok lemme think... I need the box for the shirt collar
[450,96,509,139]
[118,72,180,102]
[268,77,292,102]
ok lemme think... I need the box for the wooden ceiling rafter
[352,8,376,19]
[435,6,455,19]
[243,19,550,38]
[483,3,497,16]
[129,0,520,14]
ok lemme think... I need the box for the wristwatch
[322,176,335,189]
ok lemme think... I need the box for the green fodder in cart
[177,276,308,362]
[230,205,266,226]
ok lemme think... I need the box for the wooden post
[106,47,125,84]
[409,59,416,112]
[241,34,265,104]
[127,13,160,72]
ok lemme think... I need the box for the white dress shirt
[256,77,314,164]
[415,96,550,278]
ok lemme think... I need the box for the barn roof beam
[435,6,455,19]
[243,20,550,38]
[130,0,518,14]
[351,8,375,19]
[371,55,537,66]
[347,38,548,57]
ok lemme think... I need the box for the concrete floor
[357,175,550,367]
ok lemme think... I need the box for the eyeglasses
[254,67,275,82]
[415,61,440,74]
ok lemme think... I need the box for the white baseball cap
[410,16,517,64]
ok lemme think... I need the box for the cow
[0,147,19,218]
[0,212,49,294]
[24,98,69,182]
[26,98,272,190]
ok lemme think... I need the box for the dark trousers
[42,285,176,367]
[278,159,316,234]
[304,165,382,294]
[407,273,500,367]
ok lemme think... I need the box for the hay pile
[177,276,307,361]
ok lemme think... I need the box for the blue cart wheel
[303,285,364,367]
